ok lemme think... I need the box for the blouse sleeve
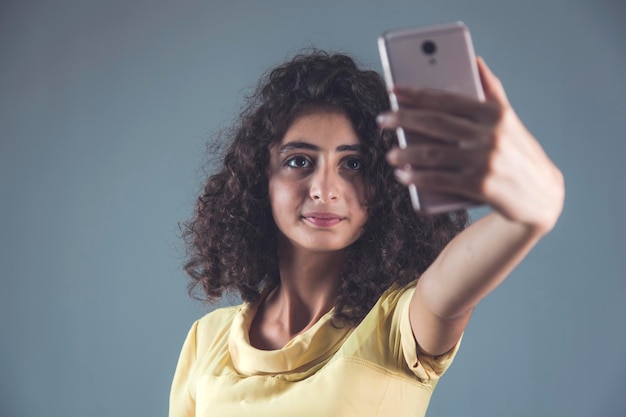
[395,284,462,382]
[169,321,199,417]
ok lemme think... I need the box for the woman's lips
[302,213,345,227]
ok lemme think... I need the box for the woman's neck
[249,238,344,349]
[278,245,343,322]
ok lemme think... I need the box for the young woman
[169,50,564,417]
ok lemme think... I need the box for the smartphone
[378,21,484,214]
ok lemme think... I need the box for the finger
[476,56,510,106]
[393,167,486,200]
[377,109,492,147]
[387,145,490,170]
[392,86,500,125]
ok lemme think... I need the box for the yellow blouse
[169,281,461,417]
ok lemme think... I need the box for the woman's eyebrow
[335,144,364,153]
[279,141,364,154]
[279,141,319,154]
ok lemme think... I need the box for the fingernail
[376,114,391,125]
[394,168,410,182]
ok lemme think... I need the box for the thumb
[477,56,510,106]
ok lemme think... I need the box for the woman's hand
[378,57,564,234]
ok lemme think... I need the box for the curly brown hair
[183,49,468,326]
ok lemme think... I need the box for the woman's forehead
[279,111,361,148]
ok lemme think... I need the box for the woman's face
[267,111,369,254]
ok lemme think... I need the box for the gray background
[1,0,625,416]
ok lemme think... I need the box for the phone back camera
[422,40,436,55]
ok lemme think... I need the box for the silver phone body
[378,22,484,214]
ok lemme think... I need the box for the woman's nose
[309,167,340,203]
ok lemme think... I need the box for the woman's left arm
[379,58,565,356]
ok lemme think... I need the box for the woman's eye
[343,158,363,170]
[286,156,311,168]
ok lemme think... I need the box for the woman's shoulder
[182,303,244,355]
[350,279,418,339]
[196,303,242,330]
[374,279,418,314]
